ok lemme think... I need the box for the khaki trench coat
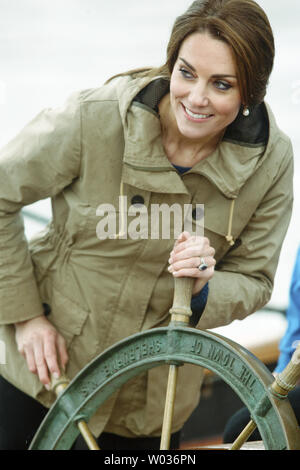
[0,74,294,438]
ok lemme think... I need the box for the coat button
[131,195,145,206]
[192,207,204,221]
[43,303,51,316]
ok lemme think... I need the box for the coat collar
[117,76,270,198]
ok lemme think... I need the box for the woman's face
[169,32,242,142]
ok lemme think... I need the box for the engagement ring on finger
[198,257,208,271]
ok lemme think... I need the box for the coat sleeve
[0,92,82,325]
[198,139,294,330]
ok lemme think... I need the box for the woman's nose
[188,82,209,108]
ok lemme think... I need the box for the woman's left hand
[168,232,216,296]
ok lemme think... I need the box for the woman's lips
[182,103,214,122]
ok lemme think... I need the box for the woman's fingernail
[45,384,51,391]
[53,372,60,379]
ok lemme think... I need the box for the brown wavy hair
[108,0,275,106]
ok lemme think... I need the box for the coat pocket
[42,283,89,347]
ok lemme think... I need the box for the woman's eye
[179,67,194,79]
[214,80,232,91]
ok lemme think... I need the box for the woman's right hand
[14,315,69,389]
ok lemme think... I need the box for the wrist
[190,282,209,327]
[14,314,44,328]
[192,278,208,296]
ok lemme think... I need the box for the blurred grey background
[0,0,299,309]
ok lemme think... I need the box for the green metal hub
[29,325,300,450]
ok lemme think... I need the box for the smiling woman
[157,0,274,166]
[161,0,274,107]
[159,32,242,164]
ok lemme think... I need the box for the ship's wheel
[29,279,300,450]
